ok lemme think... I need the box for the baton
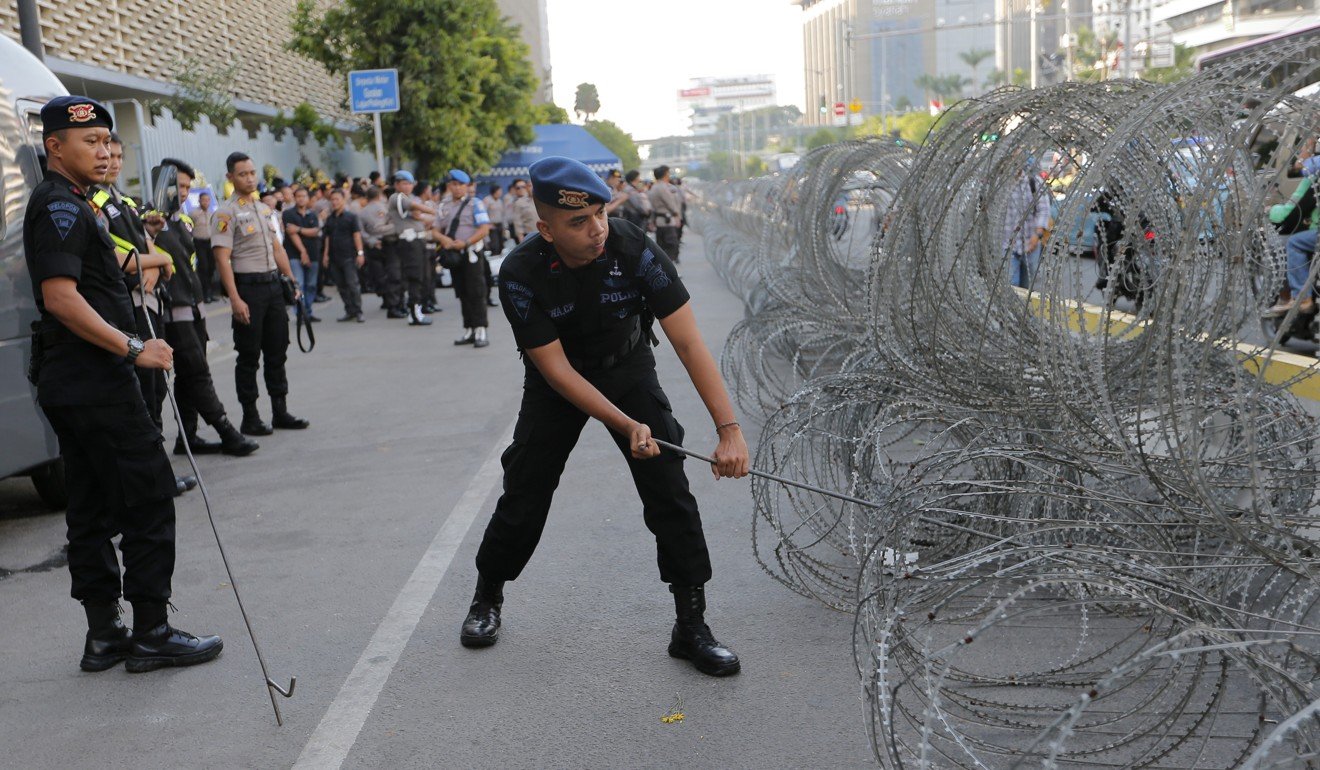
[650,438,885,511]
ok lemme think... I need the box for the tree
[289,0,539,177]
[1141,43,1196,84]
[1067,26,1121,82]
[583,119,640,171]
[958,48,995,96]
[150,59,239,130]
[529,102,570,124]
[574,83,601,122]
[806,127,840,151]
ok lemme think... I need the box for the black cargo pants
[474,346,712,586]
[43,398,177,603]
[232,276,289,407]
[166,316,228,435]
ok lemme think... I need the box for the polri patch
[46,201,79,240]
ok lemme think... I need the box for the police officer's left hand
[711,426,750,480]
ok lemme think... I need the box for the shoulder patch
[46,201,80,240]
[215,213,231,233]
[638,247,671,292]
[503,279,535,321]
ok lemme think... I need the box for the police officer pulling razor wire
[24,96,222,673]
[460,156,750,677]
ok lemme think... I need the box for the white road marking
[293,417,515,769]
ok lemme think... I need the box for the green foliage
[529,102,570,124]
[744,155,767,177]
[806,127,841,151]
[1141,43,1196,84]
[856,110,940,145]
[289,0,539,178]
[583,119,640,171]
[958,48,994,96]
[894,95,913,112]
[262,164,281,185]
[272,102,341,147]
[149,59,239,131]
[914,73,971,103]
[574,83,601,121]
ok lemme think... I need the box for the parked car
[0,37,73,507]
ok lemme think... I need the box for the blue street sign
[348,69,400,114]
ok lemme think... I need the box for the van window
[18,109,45,187]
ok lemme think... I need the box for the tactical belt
[38,323,79,347]
[567,324,643,372]
[234,270,280,285]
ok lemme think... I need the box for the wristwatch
[357,250,364,256]
[126,335,145,363]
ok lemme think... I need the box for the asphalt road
[0,231,875,769]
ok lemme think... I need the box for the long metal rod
[132,244,294,725]
[651,438,885,511]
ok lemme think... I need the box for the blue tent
[479,124,622,191]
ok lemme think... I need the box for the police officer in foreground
[460,157,749,677]
[211,152,310,435]
[24,96,222,672]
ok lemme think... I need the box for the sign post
[348,68,400,178]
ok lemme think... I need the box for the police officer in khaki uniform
[433,169,492,347]
[25,96,222,672]
[211,152,310,435]
[385,170,436,325]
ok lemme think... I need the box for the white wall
[112,105,378,199]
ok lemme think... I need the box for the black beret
[41,95,113,134]
[529,156,611,210]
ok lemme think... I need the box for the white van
[0,36,72,507]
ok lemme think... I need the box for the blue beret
[41,95,113,135]
[446,169,471,184]
[393,170,415,182]
[529,157,611,210]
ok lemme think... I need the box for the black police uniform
[476,217,712,586]
[92,185,167,428]
[152,210,240,447]
[26,170,180,610]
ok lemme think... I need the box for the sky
[545,0,805,139]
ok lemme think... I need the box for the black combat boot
[214,417,259,457]
[668,585,740,677]
[240,404,273,436]
[126,602,223,673]
[174,433,222,455]
[270,396,310,430]
[81,601,132,672]
[460,575,504,648]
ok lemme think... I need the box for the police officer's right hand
[136,338,174,371]
[232,296,251,325]
[628,421,661,460]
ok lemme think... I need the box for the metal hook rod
[650,438,886,511]
[131,243,295,727]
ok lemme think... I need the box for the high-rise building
[1151,0,1317,53]
[499,0,553,102]
[798,0,997,125]
[678,75,776,136]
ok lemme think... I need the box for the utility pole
[1029,0,1039,87]
[17,0,44,60]
[1122,0,1134,78]
[1063,0,1073,81]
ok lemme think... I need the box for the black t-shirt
[282,206,322,260]
[24,171,139,406]
[497,217,689,360]
[323,210,361,261]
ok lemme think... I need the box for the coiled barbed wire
[694,39,1320,768]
